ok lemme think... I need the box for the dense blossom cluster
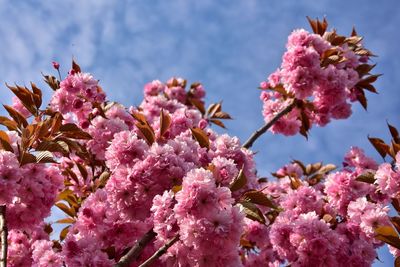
[260,28,372,135]
[14,72,257,266]
[0,18,397,267]
[239,147,397,267]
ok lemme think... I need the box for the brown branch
[0,205,7,267]
[114,229,156,267]
[242,99,296,149]
[139,234,179,267]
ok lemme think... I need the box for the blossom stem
[242,99,296,149]
[114,229,157,267]
[0,205,7,267]
[139,234,179,267]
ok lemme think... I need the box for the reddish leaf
[56,218,76,224]
[172,185,182,194]
[289,176,302,190]
[72,59,81,73]
[306,16,318,34]
[56,189,73,202]
[356,64,376,75]
[56,202,76,218]
[209,119,226,129]
[206,102,222,118]
[60,225,70,241]
[30,82,42,109]
[391,217,400,234]
[59,123,92,140]
[368,137,390,158]
[132,112,155,145]
[50,113,63,136]
[355,172,376,184]
[212,111,232,120]
[318,164,336,174]
[159,109,171,138]
[241,190,276,209]
[0,130,13,152]
[96,171,111,189]
[396,257,400,267]
[3,105,28,128]
[76,163,88,180]
[230,168,247,191]
[239,201,266,224]
[42,74,60,90]
[190,127,210,149]
[35,141,68,155]
[358,74,382,85]
[19,152,37,166]
[36,151,56,163]
[269,84,288,96]
[356,90,368,110]
[0,116,18,131]
[6,84,36,115]
[375,226,400,250]
[44,224,53,235]
[292,160,307,173]
[188,98,205,115]
[388,123,400,142]
[64,167,80,185]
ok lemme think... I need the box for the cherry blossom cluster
[239,147,396,266]
[0,148,63,266]
[151,169,244,266]
[260,27,375,136]
[12,71,258,266]
[1,18,397,267]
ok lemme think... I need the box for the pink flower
[32,240,63,267]
[375,163,400,198]
[52,61,60,70]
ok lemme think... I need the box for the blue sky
[0,0,399,265]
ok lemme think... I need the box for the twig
[0,205,7,267]
[114,229,157,267]
[242,99,296,149]
[139,234,179,267]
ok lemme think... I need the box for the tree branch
[114,229,156,267]
[139,234,179,267]
[0,205,7,267]
[242,99,296,149]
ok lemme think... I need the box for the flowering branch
[114,229,156,267]
[242,99,296,149]
[139,234,180,267]
[0,205,7,267]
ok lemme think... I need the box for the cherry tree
[0,17,399,267]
